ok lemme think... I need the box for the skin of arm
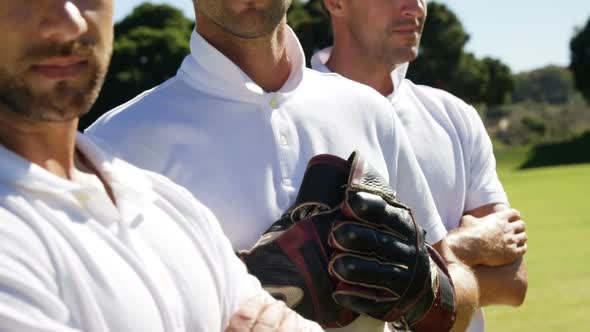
[432,240,479,332]
[445,203,528,307]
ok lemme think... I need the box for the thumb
[460,214,478,227]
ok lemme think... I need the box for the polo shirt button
[279,134,288,147]
[283,178,292,186]
[269,96,279,109]
[75,192,90,202]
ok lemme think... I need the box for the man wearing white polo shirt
[0,1,321,331]
[310,0,528,331]
[87,0,480,331]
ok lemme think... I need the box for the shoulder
[302,68,395,116]
[402,80,484,136]
[403,80,476,116]
[86,76,205,164]
[140,169,219,228]
[87,76,201,137]
[0,193,57,280]
[304,68,388,98]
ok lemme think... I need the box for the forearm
[443,228,528,307]
[474,258,528,307]
[448,264,479,332]
[452,203,529,307]
[443,228,483,266]
[434,241,479,332]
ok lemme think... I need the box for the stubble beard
[197,0,291,39]
[0,47,110,123]
[349,19,424,69]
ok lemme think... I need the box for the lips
[31,56,88,80]
[392,25,422,36]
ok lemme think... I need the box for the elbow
[509,270,528,307]
[503,259,528,307]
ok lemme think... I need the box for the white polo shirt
[312,47,509,332]
[86,26,447,332]
[0,134,262,332]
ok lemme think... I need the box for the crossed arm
[456,203,528,307]
[434,203,528,331]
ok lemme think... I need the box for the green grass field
[484,148,590,331]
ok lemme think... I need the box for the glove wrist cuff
[405,248,457,331]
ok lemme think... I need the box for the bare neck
[326,34,396,97]
[196,15,292,92]
[0,110,78,180]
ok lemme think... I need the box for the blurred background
[86,1,590,330]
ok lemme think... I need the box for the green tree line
[83,1,590,135]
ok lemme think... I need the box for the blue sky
[114,0,590,73]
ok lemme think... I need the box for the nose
[401,0,426,19]
[39,1,88,42]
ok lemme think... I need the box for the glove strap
[407,246,457,332]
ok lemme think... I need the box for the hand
[453,209,527,267]
[225,295,323,332]
[239,154,358,328]
[327,153,456,331]
[240,152,456,330]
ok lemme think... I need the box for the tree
[81,4,194,129]
[406,2,514,106]
[512,66,576,105]
[407,2,469,90]
[288,0,332,65]
[481,57,514,106]
[570,17,590,104]
[449,52,490,103]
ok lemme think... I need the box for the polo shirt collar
[310,46,409,103]
[0,134,154,202]
[177,25,305,104]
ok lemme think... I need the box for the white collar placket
[177,25,306,108]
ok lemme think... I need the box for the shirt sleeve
[143,170,268,329]
[462,106,509,211]
[199,206,267,325]
[385,106,447,244]
[0,211,79,332]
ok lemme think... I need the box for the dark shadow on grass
[520,131,590,169]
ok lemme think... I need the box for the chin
[386,52,417,66]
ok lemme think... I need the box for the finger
[303,319,323,332]
[328,253,410,296]
[276,307,323,332]
[514,243,528,257]
[276,309,299,332]
[343,191,415,241]
[329,221,414,263]
[499,208,521,221]
[332,282,397,318]
[515,232,528,247]
[225,295,270,332]
[252,299,288,332]
[511,220,526,234]
[459,215,478,227]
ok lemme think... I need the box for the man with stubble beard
[0,1,321,331]
[86,0,482,331]
[311,0,528,331]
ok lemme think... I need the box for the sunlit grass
[485,149,590,331]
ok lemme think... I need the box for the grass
[484,148,590,331]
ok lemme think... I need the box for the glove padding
[330,153,456,329]
[239,152,456,329]
[239,155,355,327]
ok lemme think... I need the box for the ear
[323,0,347,18]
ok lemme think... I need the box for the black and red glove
[239,152,456,330]
[239,155,354,327]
